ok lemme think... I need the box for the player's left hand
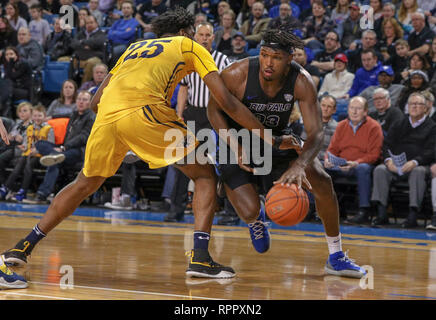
[0,118,9,145]
[274,161,312,190]
[278,134,303,153]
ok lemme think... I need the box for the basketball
[265,184,310,226]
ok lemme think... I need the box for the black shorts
[213,130,299,194]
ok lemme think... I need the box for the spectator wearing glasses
[371,92,436,228]
[368,87,404,137]
[310,31,343,77]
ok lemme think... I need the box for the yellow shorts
[83,105,197,178]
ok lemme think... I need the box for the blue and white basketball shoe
[248,199,271,253]
[325,251,367,278]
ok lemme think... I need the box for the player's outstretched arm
[90,73,112,114]
[203,70,274,145]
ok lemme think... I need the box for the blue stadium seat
[43,13,59,25]
[269,2,301,18]
[43,59,70,93]
[74,2,88,9]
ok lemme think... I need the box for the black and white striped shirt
[180,50,230,108]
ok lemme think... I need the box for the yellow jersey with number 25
[96,36,219,125]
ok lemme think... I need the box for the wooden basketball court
[1,203,436,300]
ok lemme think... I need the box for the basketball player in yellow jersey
[1,7,295,280]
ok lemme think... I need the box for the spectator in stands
[318,53,354,120]
[423,90,435,119]
[194,13,208,27]
[222,32,249,63]
[240,1,270,49]
[378,18,404,63]
[16,26,44,71]
[419,0,436,12]
[397,70,430,113]
[301,0,336,52]
[339,1,362,50]
[108,0,139,66]
[214,1,231,26]
[330,0,350,25]
[103,161,140,210]
[402,52,431,83]
[347,30,382,73]
[428,154,436,230]
[46,79,77,120]
[98,0,115,14]
[24,91,95,204]
[2,46,32,103]
[69,15,107,83]
[0,16,18,53]
[374,2,398,40]
[427,36,436,80]
[325,96,383,225]
[371,92,436,228]
[0,101,32,183]
[78,7,91,33]
[310,31,343,77]
[390,39,410,84]
[214,9,238,53]
[369,0,383,20]
[79,63,108,94]
[40,0,61,16]
[398,0,419,34]
[88,0,104,26]
[136,0,167,39]
[0,105,54,202]
[28,3,50,47]
[44,17,73,61]
[368,88,404,137]
[317,95,338,163]
[346,49,382,99]
[236,0,257,28]
[9,0,31,22]
[428,9,436,34]
[293,47,321,88]
[267,2,302,30]
[408,11,435,56]
[360,66,405,113]
[5,2,27,31]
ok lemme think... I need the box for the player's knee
[238,201,260,223]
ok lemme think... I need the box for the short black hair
[151,7,195,38]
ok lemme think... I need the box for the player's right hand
[0,119,9,145]
[278,134,303,153]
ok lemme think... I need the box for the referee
[164,22,231,222]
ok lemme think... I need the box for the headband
[260,40,294,54]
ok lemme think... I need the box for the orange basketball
[265,184,310,226]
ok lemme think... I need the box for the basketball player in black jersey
[207,28,367,278]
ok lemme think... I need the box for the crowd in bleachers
[0,0,436,230]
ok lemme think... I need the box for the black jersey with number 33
[225,57,302,136]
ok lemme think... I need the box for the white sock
[326,233,342,255]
